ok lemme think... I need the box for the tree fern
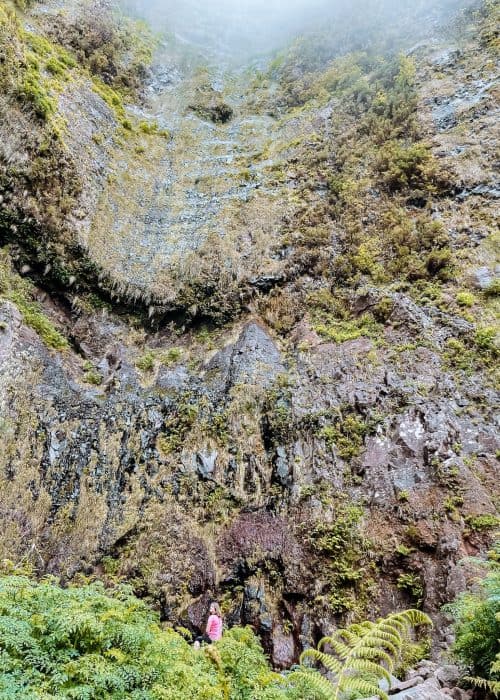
[288,609,432,700]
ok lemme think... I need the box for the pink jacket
[206,614,223,641]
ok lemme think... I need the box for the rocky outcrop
[364,661,471,700]
[0,283,497,662]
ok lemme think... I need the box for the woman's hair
[210,601,222,617]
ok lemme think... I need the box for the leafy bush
[0,575,320,699]
[306,501,373,614]
[445,555,500,689]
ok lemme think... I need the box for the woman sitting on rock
[194,602,223,648]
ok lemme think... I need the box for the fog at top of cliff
[121,0,472,62]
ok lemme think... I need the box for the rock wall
[0,0,498,669]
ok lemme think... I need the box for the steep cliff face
[0,0,498,667]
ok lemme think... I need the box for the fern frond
[390,610,432,628]
[357,633,400,656]
[342,675,389,700]
[463,676,500,697]
[350,644,394,668]
[348,657,391,680]
[287,669,335,699]
[316,635,351,659]
[300,648,342,675]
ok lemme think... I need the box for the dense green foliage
[446,555,500,694]
[289,609,432,700]
[0,575,321,700]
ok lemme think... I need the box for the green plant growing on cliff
[288,609,432,700]
[317,407,379,461]
[307,501,375,614]
[466,514,500,532]
[445,553,500,695]
[0,251,68,350]
[136,350,155,371]
[397,573,424,607]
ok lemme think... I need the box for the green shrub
[306,501,374,614]
[445,556,500,687]
[397,573,424,606]
[375,141,437,192]
[395,544,414,556]
[160,347,183,365]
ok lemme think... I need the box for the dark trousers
[195,634,212,645]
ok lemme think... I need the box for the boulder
[390,677,451,699]
[450,688,473,700]
[466,266,498,290]
[435,664,461,687]
[389,677,424,694]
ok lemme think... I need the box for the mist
[121,0,473,63]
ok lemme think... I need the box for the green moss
[0,251,68,350]
[465,514,500,531]
[16,60,57,120]
[135,351,155,372]
[475,326,498,356]
[456,291,475,307]
[316,407,380,460]
[314,313,380,343]
[14,31,77,123]
[91,78,126,120]
[45,56,68,77]
[7,291,68,349]
[443,338,475,373]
